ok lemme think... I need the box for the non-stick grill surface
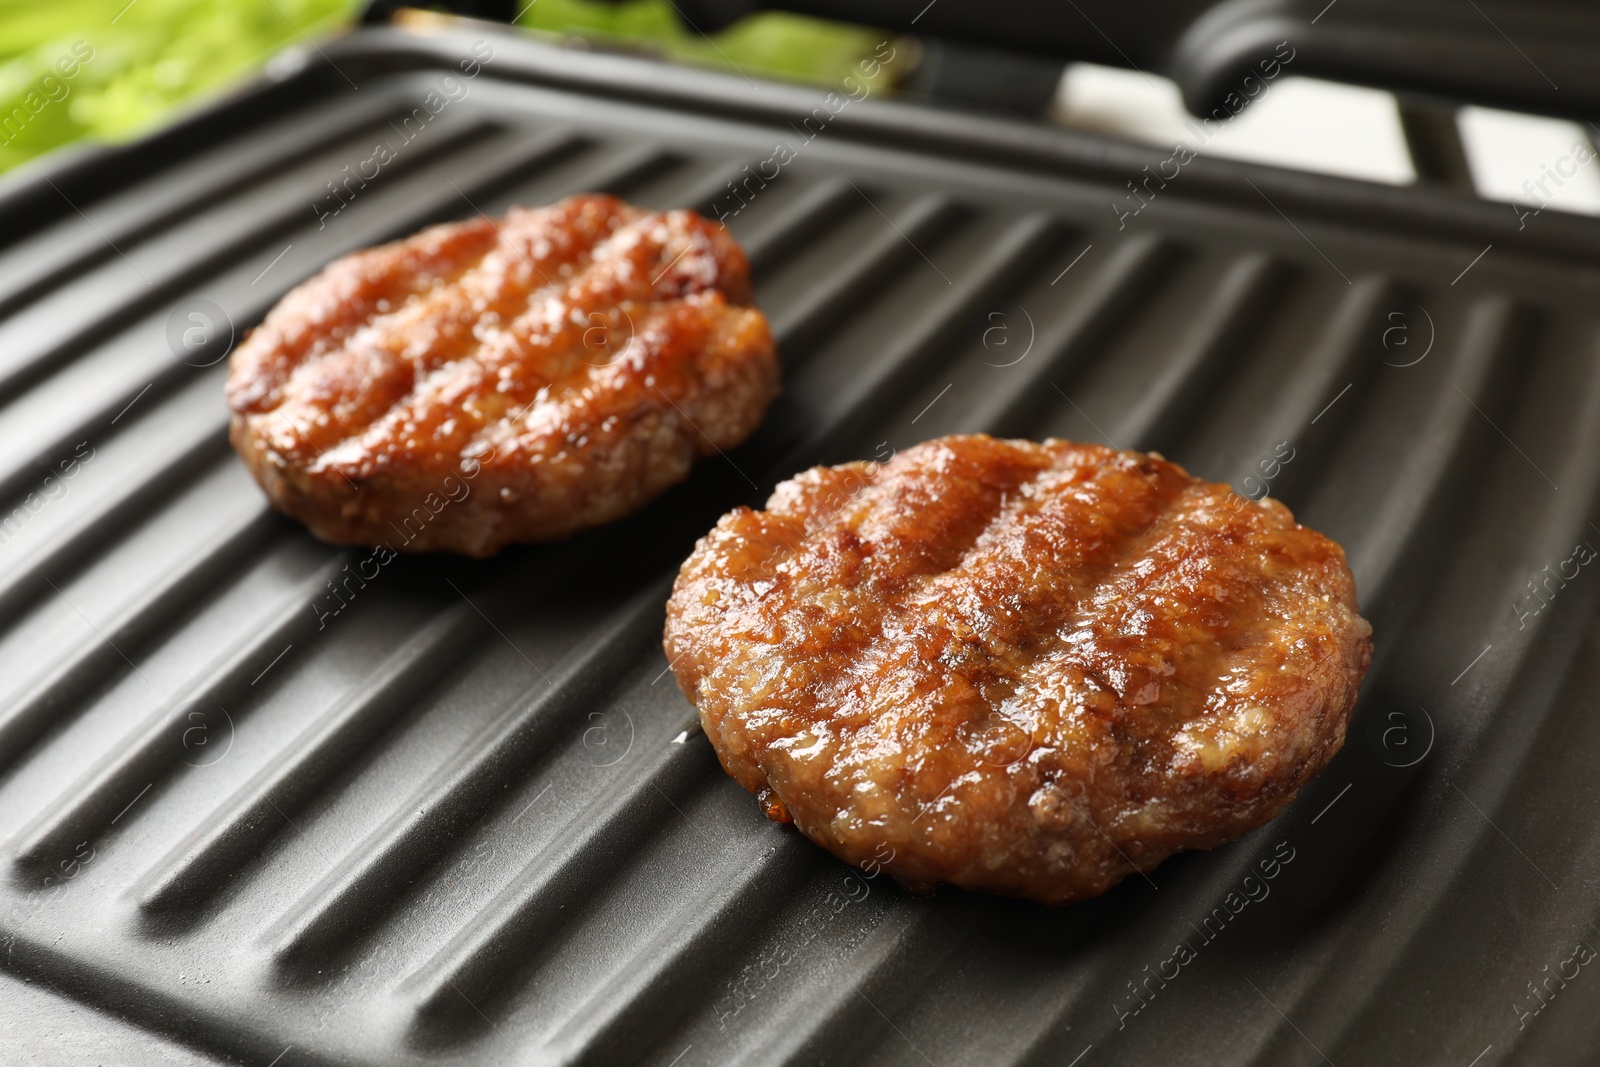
[5,21,1600,1067]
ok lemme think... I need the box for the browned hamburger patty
[664,435,1372,905]
[226,193,778,557]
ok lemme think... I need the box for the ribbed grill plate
[4,22,1600,1067]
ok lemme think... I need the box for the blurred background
[4,0,1598,217]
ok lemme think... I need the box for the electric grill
[5,9,1600,1066]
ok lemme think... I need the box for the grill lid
[663,0,1600,118]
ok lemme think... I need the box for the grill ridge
[263,580,670,974]
[133,599,490,920]
[9,552,350,873]
[0,506,280,773]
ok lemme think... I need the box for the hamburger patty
[227,193,777,557]
[664,435,1372,905]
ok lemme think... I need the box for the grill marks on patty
[234,196,749,471]
[665,435,1372,905]
[226,194,778,556]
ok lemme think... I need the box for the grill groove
[264,582,669,972]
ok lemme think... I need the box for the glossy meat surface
[227,194,778,556]
[665,435,1372,904]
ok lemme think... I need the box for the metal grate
[4,20,1600,1067]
